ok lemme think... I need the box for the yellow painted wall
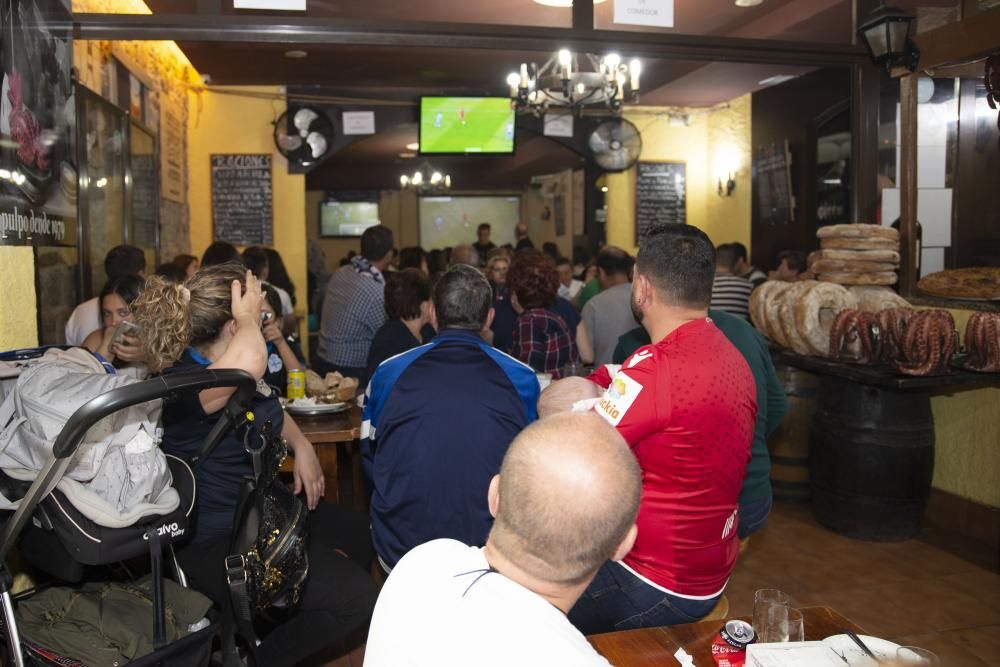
[605,96,752,254]
[187,87,307,327]
[919,307,1000,508]
[0,247,38,349]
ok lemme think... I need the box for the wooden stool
[703,594,729,622]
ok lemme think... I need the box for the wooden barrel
[810,375,934,541]
[767,365,818,502]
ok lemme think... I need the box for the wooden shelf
[770,349,1000,391]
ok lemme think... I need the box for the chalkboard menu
[754,141,794,226]
[212,154,273,245]
[635,162,686,238]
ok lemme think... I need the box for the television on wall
[419,97,516,155]
[319,192,380,238]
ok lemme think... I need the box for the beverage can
[711,620,756,667]
[287,369,306,400]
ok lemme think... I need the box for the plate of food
[821,634,900,666]
[283,396,350,416]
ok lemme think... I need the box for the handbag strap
[224,476,261,661]
[191,394,255,470]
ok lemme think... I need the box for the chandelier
[400,160,452,193]
[507,50,641,116]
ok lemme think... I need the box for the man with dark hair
[711,243,754,319]
[472,223,495,266]
[731,241,767,287]
[577,246,635,366]
[362,264,540,571]
[200,241,241,268]
[769,249,808,282]
[568,224,757,633]
[556,257,584,301]
[317,225,395,377]
[365,413,639,666]
[65,245,147,345]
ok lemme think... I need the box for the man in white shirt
[556,257,584,302]
[364,412,642,667]
[65,245,146,345]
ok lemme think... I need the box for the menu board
[635,162,686,238]
[755,141,794,225]
[211,154,273,245]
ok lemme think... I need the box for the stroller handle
[52,368,257,459]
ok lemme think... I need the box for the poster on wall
[0,0,75,247]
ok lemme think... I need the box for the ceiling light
[509,50,641,116]
[284,50,308,59]
[533,0,606,6]
[405,142,420,151]
[734,0,763,6]
[400,160,452,194]
[758,75,797,86]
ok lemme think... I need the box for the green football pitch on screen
[420,97,515,154]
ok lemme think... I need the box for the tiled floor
[319,499,1000,666]
[727,502,1000,666]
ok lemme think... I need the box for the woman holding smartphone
[82,275,148,374]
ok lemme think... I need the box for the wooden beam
[850,62,880,224]
[899,74,918,296]
[914,5,1000,70]
[72,13,869,67]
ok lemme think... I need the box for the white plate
[822,634,901,666]
[284,401,350,416]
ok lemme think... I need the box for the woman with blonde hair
[131,262,376,667]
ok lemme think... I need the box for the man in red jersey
[568,224,757,633]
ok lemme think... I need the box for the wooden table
[287,404,362,506]
[588,606,866,665]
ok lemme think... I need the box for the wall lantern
[857,2,920,71]
[714,145,741,198]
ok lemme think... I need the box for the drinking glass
[896,647,940,666]
[561,361,586,377]
[752,589,790,642]
[782,607,804,642]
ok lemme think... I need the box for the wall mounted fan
[588,118,642,172]
[273,106,334,167]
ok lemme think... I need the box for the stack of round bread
[749,281,910,358]
[810,224,900,286]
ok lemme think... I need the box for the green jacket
[612,309,788,505]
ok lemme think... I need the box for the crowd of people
[53,221,802,665]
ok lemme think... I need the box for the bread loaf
[848,286,910,312]
[810,259,899,274]
[820,237,900,251]
[818,271,898,286]
[816,224,899,241]
[815,248,901,263]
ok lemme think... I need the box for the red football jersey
[589,317,757,599]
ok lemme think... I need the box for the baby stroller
[0,348,256,667]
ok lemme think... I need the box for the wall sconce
[714,144,741,198]
[857,2,919,72]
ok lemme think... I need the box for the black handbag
[224,419,309,613]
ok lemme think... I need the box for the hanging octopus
[874,307,915,363]
[963,312,1000,372]
[829,309,881,363]
[6,69,49,172]
[895,310,957,376]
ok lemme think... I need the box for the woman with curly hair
[130,262,376,667]
[507,252,579,377]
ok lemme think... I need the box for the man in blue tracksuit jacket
[362,264,540,570]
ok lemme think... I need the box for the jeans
[738,494,773,539]
[568,561,721,635]
[177,504,378,667]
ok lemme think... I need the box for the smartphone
[111,320,140,347]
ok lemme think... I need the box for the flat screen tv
[419,195,521,249]
[319,194,380,237]
[419,97,516,155]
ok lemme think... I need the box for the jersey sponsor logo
[721,509,738,539]
[595,372,644,427]
[268,353,283,373]
[627,349,653,369]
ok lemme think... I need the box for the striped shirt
[711,274,754,319]
[317,264,387,368]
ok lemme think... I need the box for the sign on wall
[613,0,674,28]
[161,108,185,203]
[635,161,686,239]
[211,153,273,245]
[0,0,75,247]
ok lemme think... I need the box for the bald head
[450,244,480,267]
[538,377,602,418]
[515,223,529,240]
[490,413,642,585]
